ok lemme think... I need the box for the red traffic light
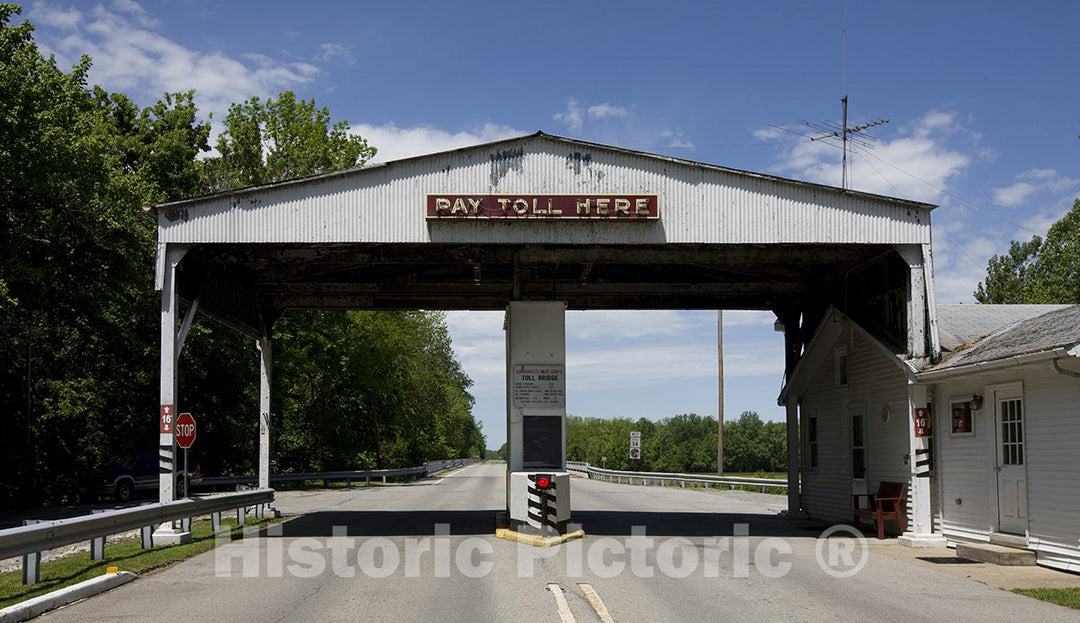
[535,476,552,490]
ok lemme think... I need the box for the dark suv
[84,451,202,502]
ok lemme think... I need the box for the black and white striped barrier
[509,471,570,534]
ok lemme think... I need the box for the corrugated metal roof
[152,131,936,213]
[936,304,1071,351]
[151,132,935,247]
[930,305,1080,370]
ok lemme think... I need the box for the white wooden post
[785,400,802,517]
[155,244,192,544]
[897,245,928,360]
[899,382,947,547]
[157,244,189,504]
[257,336,272,491]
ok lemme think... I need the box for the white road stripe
[547,583,577,623]
[578,583,616,623]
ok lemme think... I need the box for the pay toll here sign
[426,194,658,220]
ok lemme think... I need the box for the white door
[995,390,1027,534]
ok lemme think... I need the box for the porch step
[955,542,1036,566]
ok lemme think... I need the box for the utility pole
[717,310,724,476]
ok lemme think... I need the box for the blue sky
[22,1,1080,448]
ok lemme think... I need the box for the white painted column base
[898,532,948,548]
[152,524,192,545]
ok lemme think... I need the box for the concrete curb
[495,528,585,548]
[0,570,137,623]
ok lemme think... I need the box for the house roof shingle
[931,305,1080,371]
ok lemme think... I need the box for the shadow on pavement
[270,509,830,538]
[276,510,500,537]
[572,511,829,538]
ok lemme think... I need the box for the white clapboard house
[782,303,1080,571]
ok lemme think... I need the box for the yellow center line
[547,583,577,623]
[578,583,616,623]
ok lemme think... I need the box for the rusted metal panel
[154,133,932,246]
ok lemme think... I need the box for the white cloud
[992,182,1036,207]
[758,110,972,203]
[587,103,628,119]
[110,0,158,28]
[567,343,716,389]
[316,42,352,64]
[722,310,776,327]
[554,98,585,133]
[752,127,785,141]
[28,2,81,30]
[352,122,525,163]
[567,310,703,341]
[29,1,320,123]
[555,99,630,133]
[992,168,1079,207]
[660,128,695,150]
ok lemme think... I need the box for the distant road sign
[629,447,641,460]
[176,412,196,449]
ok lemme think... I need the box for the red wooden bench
[852,481,907,539]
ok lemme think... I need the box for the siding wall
[800,324,911,523]
[933,364,1080,569]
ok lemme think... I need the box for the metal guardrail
[0,488,274,585]
[566,462,789,492]
[197,458,476,489]
[1,459,479,586]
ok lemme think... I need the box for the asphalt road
[36,462,1079,622]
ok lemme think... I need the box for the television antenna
[804,96,889,190]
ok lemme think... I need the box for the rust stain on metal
[489,148,524,187]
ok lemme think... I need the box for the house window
[807,416,819,469]
[851,414,866,478]
[1000,397,1024,465]
[949,399,974,437]
[835,347,849,386]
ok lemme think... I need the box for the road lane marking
[547,583,577,623]
[578,583,615,623]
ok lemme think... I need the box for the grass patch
[0,515,280,609]
[1013,587,1080,610]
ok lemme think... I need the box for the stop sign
[175,412,196,449]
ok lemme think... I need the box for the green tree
[973,237,1042,304]
[723,411,786,473]
[201,90,376,192]
[0,4,209,508]
[975,199,1080,304]
[271,311,482,472]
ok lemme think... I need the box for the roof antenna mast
[809,97,889,190]
[767,2,890,189]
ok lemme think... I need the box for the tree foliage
[566,411,785,474]
[975,199,1080,304]
[0,4,210,508]
[0,5,480,509]
[273,311,483,472]
[201,90,376,192]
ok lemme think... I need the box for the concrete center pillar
[505,301,570,533]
